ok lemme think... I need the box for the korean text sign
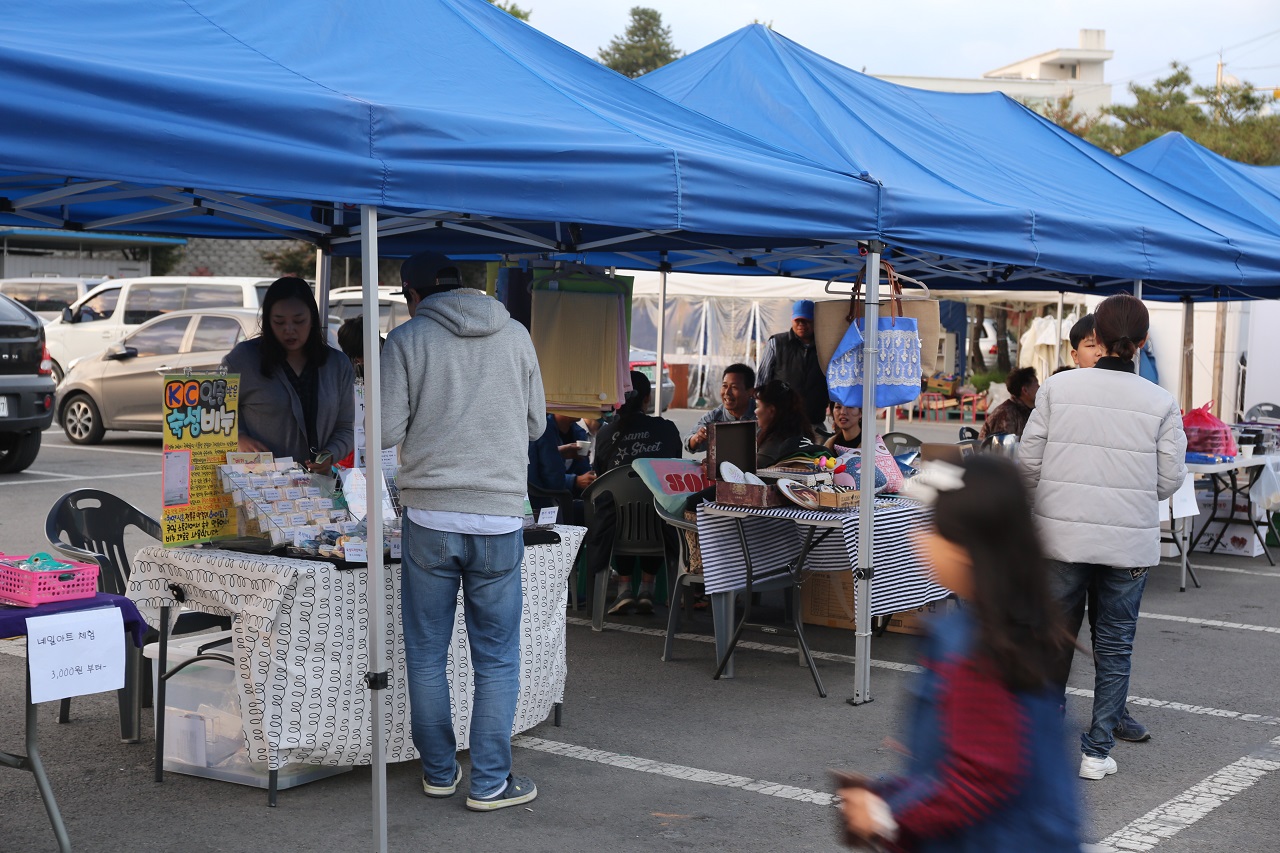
[162,374,239,545]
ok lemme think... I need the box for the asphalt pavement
[1,415,1278,852]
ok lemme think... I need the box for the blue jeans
[1049,560,1148,758]
[401,519,524,798]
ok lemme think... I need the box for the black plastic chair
[581,465,668,631]
[958,426,979,441]
[881,431,923,455]
[45,489,229,742]
[652,498,706,662]
[1245,403,1280,421]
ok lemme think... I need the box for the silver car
[56,308,261,444]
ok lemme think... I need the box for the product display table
[1186,455,1278,568]
[696,499,948,684]
[0,594,147,853]
[127,526,585,776]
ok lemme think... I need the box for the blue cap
[792,300,814,320]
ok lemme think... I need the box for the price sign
[26,607,126,704]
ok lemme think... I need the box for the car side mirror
[105,342,137,360]
[62,306,75,324]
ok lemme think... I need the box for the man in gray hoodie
[382,251,546,811]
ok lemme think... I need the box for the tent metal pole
[1134,279,1143,299]
[316,248,332,333]
[851,241,883,706]
[1054,291,1064,370]
[360,204,389,853]
[655,262,667,415]
[1181,297,1194,413]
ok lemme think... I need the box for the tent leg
[316,247,332,333]
[361,205,389,853]
[851,242,883,707]
[1181,297,1194,413]
[655,261,667,415]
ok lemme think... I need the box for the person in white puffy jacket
[1019,293,1187,783]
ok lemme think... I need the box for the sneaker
[1079,753,1118,780]
[466,773,538,811]
[1114,711,1151,743]
[635,588,654,614]
[607,587,635,615]
[423,761,462,798]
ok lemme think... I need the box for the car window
[0,282,40,307]
[332,302,362,322]
[123,284,185,324]
[126,316,191,358]
[183,285,245,310]
[256,284,271,306]
[79,286,122,322]
[389,301,409,329]
[0,294,33,324]
[189,316,245,353]
[36,283,81,311]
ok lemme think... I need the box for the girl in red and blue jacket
[839,457,1082,851]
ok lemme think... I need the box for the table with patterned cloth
[696,499,948,678]
[126,525,585,771]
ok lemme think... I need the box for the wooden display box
[924,375,958,396]
[709,421,787,507]
[817,489,860,509]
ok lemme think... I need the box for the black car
[0,293,56,472]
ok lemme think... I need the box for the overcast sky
[518,0,1280,102]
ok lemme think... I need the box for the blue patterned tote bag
[826,261,922,409]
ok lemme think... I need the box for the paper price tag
[537,507,559,526]
[27,607,126,704]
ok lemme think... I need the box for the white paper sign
[1171,476,1199,520]
[26,607,126,704]
[537,507,559,526]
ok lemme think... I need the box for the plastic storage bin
[143,631,349,790]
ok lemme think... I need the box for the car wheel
[51,360,65,385]
[63,394,106,445]
[0,430,42,474]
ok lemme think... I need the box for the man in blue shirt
[528,414,595,498]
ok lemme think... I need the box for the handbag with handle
[826,262,922,409]
[816,285,940,375]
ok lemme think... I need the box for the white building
[878,29,1113,113]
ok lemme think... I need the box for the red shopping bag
[1183,402,1237,457]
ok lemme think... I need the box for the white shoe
[1079,753,1118,780]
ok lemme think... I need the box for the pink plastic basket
[0,554,99,608]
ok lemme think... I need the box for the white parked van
[44,276,277,382]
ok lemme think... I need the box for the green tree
[598,7,681,78]
[1051,63,1280,165]
[261,241,316,278]
[485,0,530,21]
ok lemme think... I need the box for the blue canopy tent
[630,25,1280,301]
[1124,133,1280,234]
[0,3,903,850]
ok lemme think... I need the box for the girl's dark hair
[1093,293,1148,361]
[257,277,328,377]
[932,456,1066,692]
[615,370,652,432]
[755,379,816,446]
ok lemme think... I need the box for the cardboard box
[885,599,957,635]
[1195,491,1265,523]
[817,489,860,509]
[800,570,857,629]
[1192,521,1265,557]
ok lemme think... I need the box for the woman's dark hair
[615,370,652,432]
[755,379,816,446]
[1093,294,1148,361]
[257,277,328,377]
[932,456,1066,692]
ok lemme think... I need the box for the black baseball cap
[401,251,461,295]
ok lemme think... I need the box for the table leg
[26,676,72,853]
[268,769,278,808]
[154,604,169,783]
[710,591,734,679]
[1179,516,1188,592]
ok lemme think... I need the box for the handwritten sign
[162,374,240,545]
[26,607,125,704]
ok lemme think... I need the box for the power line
[1109,26,1280,88]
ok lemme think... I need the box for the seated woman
[754,379,816,468]
[222,277,355,473]
[825,400,862,452]
[587,371,682,615]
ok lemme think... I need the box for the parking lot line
[514,735,839,807]
[39,442,159,456]
[568,618,1280,727]
[1141,611,1280,635]
[1,471,160,486]
[1096,736,1280,852]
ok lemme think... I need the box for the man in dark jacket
[757,300,828,432]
